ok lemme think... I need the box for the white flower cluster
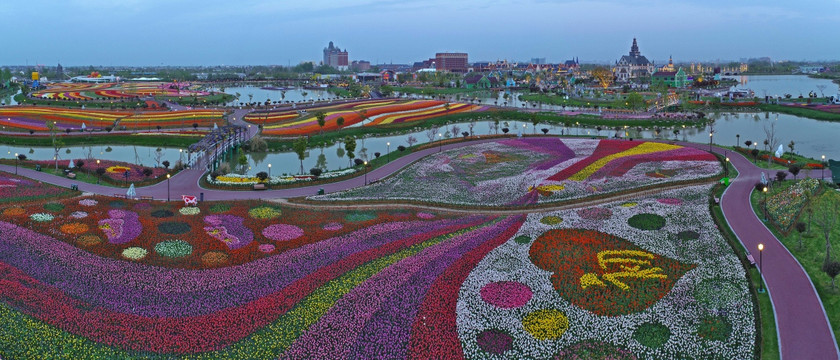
[456,184,755,359]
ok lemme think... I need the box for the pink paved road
[1,136,837,358]
[681,142,839,359]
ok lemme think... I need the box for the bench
[746,254,756,266]
[253,183,266,190]
[113,194,126,198]
[139,196,154,201]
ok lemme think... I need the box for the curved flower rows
[316,138,720,207]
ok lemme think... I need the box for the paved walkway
[1,136,837,358]
[679,142,839,360]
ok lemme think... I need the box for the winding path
[1,135,837,359]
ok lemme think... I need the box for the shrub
[309,168,323,178]
[397,145,406,151]
[627,213,666,230]
[633,322,671,349]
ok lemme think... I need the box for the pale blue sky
[1,0,838,66]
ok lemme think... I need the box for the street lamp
[386,142,390,162]
[268,163,272,179]
[757,243,765,293]
[96,159,101,184]
[166,174,171,202]
[822,155,826,180]
[709,131,714,152]
[725,156,730,178]
[364,161,368,185]
[14,153,18,175]
[438,133,443,152]
[762,186,768,221]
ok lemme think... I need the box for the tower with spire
[614,38,655,83]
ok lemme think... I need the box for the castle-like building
[614,38,655,82]
[323,41,349,70]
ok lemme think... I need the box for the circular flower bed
[345,212,377,222]
[480,281,533,309]
[43,203,65,212]
[154,240,193,258]
[29,213,54,222]
[76,234,102,247]
[151,209,174,218]
[262,224,304,242]
[109,200,124,208]
[621,202,638,208]
[633,322,671,349]
[555,341,638,360]
[60,222,89,235]
[157,222,191,235]
[69,211,88,219]
[322,222,343,231]
[627,213,666,230]
[179,207,200,216]
[2,207,26,217]
[106,165,131,174]
[696,315,732,341]
[78,198,98,207]
[677,230,700,241]
[476,329,514,355]
[248,206,281,219]
[121,247,148,260]
[513,235,531,245]
[522,309,568,340]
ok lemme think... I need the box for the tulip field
[317,138,721,207]
[247,100,486,136]
[0,107,225,131]
[30,82,211,100]
[0,132,754,360]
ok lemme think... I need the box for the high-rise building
[323,41,349,70]
[435,53,468,73]
[531,58,546,65]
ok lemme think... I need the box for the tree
[541,128,549,134]
[314,111,327,134]
[292,137,308,174]
[344,136,356,167]
[625,92,646,110]
[531,113,539,134]
[751,149,760,163]
[788,140,795,158]
[406,135,418,148]
[591,67,613,89]
[795,222,807,250]
[814,192,839,267]
[154,148,164,167]
[744,140,753,148]
[824,261,840,290]
[45,121,63,171]
[817,84,827,98]
[776,171,788,182]
[309,167,323,178]
[764,121,779,166]
[96,167,106,181]
[193,123,199,130]
[142,168,153,177]
[249,135,268,152]
[256,171,268,182]
[789,164,801,180]
[336,116,345,131]
[502,127,509,134]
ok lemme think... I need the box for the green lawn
[721,146,824,171]
[757,104,840,122]
[750,180,840,347]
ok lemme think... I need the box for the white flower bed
[455,184,755,358]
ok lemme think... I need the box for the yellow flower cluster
[106,166,131,174]
[522,309,569,340]
[579,250,668,291]
[216,176,261,183]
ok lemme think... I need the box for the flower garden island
[0,129,773,359]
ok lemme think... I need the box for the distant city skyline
[1,0,839,66]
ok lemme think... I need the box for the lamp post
[364,161,368,185]
[736,134,740,147]
[268,163,272,179]
[709,131,713,152]
[757,243,765,293]
[822,155,826,180]
[762,186,768,221]
[166,174,171,202]
[386,142,390,163]
[438,133,443,152]
[725,156,730,178]
[96,159,101,184]
[14,153,18,175]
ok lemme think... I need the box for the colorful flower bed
[30,82,211,100]
[0,171,78,204]
[31,159,169,183]
[0,107,223,131]
[456,185,754,358]
[207,168,356,186]
[765,178,821,230]
[316,138,720,207]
